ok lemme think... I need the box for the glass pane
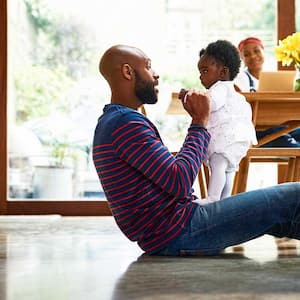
[7,0,277,200]
[297,0,300,31]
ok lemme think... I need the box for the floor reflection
[0,217,299,300]
[112,248,300,300]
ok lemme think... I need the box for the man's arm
[112,111,210,198]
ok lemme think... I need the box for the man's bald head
[98,44,159,107]
[99,45,147,84]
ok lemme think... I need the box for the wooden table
[243,92,300,146]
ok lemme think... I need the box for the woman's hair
[199,40,241,80]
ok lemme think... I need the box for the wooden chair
[231,92,300,195]
[232,147,300,194]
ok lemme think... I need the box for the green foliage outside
[15,0,95,124]
[12,0,97,167]
[23,0,52,31]
[14,65,73,123]
[24,0,92,78]
[35,18,94,79]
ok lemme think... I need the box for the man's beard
[134,70,157,104]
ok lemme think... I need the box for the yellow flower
[274,32,300,69]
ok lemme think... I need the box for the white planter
[33,166,73,199]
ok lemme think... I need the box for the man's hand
[178,89,210,126]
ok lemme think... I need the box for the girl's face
[240,42,264,72]
[197,54,226,89]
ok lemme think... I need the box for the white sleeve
[208,84,227,112]
[234,72,250,92]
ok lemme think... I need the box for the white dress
[205,81,257,170]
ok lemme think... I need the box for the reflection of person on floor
[234,36,300,147]
[93,44,300,257]
[111,252,247,300]
[112,249,299,300]
[181,40,257,204]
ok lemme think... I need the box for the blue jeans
[257,126,300,147]
[155,182,300,256]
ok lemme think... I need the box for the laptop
[258,71,296,92]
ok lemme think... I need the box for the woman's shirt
[234,69,259,92]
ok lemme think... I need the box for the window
[0,0,297,214]
[297,0,300,31]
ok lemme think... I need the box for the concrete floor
[0,216,300,300]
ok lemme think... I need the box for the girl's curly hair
[199,40,241,80]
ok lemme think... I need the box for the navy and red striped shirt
[93,104,210,253]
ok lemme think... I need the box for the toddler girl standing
[181,40,257,204]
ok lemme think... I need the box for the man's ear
[122,64,134,80]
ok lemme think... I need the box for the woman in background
[234,36,300,147]
[234,37,263,92]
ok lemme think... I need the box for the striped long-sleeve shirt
[93,104,210,254]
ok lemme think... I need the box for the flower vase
[294,68,300,92]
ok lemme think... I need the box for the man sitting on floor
[93,44,300,256]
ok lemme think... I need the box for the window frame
[0,0,296,215]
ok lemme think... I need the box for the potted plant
[33,139,81,199]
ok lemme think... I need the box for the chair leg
[277,163,288,184]
[198,165,208,198]
[232,172,239,195]
[286,157,296,182]
[232,156,250,194]
[293,157,300,181]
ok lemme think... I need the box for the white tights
[194,153,236,205]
